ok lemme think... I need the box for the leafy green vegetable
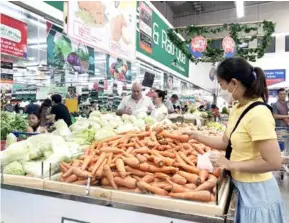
[3,161,25,175]
[1,112,27,140]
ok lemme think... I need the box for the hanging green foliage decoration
[167,21,275,64]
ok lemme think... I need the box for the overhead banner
[67,1,136,61]
[264,69,286,86]
[0,14,27,58]
[47,22,95,76]
[136,1,189,77]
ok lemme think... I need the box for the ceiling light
[235,0,244,18]
[28,44,47,49]
[272,32,289,37]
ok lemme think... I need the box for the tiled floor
[274,170,289,220]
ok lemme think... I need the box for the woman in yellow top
[185,57,286,222]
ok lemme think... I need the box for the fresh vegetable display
[0,134,83,177]
[58,126,221,203]
[1,112,27,140]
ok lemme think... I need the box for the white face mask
[219,89,232,103]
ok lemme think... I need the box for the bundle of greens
[1,112,27,140]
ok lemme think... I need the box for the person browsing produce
[272,88,289,127]
[38,99,52,127]
[116,82,154,116]
[182,57,286,223]
[26,111,46,133]
[50,94,72,127]
[165,94,180,114]
[151,89,168,122]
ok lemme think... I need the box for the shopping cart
[276,127,289,180]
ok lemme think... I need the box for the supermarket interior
[0,1,288,222]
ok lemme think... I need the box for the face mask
[219,89,232,103]
[219,83,236,103]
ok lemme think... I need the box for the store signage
[67,1,136,61]
[264,69,286,86]
[0,14,27,58]
[222,36,236,58]
[189,36,207,59]
[136,2,189,77]
[47,22,95,76]
[106,54,132,83]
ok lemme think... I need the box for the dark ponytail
[217,57,268,102]
[155,89,167,102]
[244,67,268,103]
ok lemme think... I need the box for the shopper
[165,94,179,113]
[25,100,39,114]
[38,99,52,127]
[151,89,168,121]
[50,94,72,126]
[26,111,46,133]
[182,57,286,223]
[116,82,154,116]
[272,88,289,127]
[211,104,221,120]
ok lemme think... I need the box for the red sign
[222,36,235,53]
[191,36,207,52]
[0,14,27,58]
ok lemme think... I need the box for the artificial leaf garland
[167,21,275,64]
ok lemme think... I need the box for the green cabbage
[6,133,17,147]
[3,161,25,175]
[144,116,156,125]
[95,129,116,141]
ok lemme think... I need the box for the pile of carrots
[58,126,222,203]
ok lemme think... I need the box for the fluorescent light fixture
[235,0,244,18]
[272,32,289,37]
[28,38,47,44]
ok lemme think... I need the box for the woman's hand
[209,152,231,170]
[180,130,200,140]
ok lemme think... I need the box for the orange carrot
[178,151,195,166]
[151,182,172,190]
[213,168,222,178]
[103,186,141,193]
[122,157,140,168]
[125,166,147,177]
[150,131,159,145]
[142,174,155,183]
[136,154,148,163]
[81,155,93,170]
[114,176,137,189]
[182,143,193,150]
[174,163,200,174]
[174,150,186,165]
[138,181,168,196]
[199,170,209,183]
[65,174,78,183]
[111,154,122,163]
[137,131,151,138]
[91,152,106,175]
[159,151,175,158]
[171,174,187,185]
[166,179,192,193]
[61,162,71,170]
[72,167,91,178]
[126,147,134,153]
[163,157,175,166]
[154,172,170,179]
[101,135,123,143]
[99,147,123,153]
[59,163,68,173]
[193,144,205,155]
[194,178,217,192]
[161,132,189,143]
[213,186,217,194]
[178,171,200,185]
[170,191,211,202]
[103,165,118,190]
[95,158,107,177]
[101,177,111,186]
[63,167,74,178]
[133,147,149,154]
[211,193,216,202]
[137,139,146,147]
[139,163,177,174]
[116,158,126,178]
[184,183,197,190]
[155,126,163,135]
[152,155,164,167]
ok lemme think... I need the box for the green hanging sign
[44,1,64,11]
[136,1,189,77]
